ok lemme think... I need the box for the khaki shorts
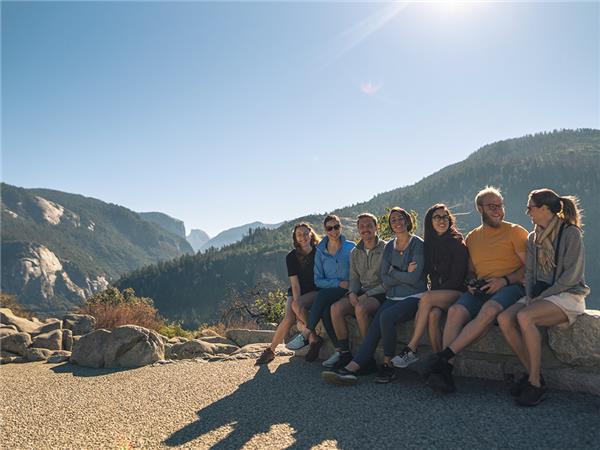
[517,292,586,327]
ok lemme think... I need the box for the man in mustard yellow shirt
[424,186,528,392]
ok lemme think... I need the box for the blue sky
[2,1,598,236]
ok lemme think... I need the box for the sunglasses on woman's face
[325,224,341,232]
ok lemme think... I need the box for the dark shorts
[358,290,387,304]
[456,284,525,320]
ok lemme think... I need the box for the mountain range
[116,129,600,327]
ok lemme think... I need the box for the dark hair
[292,222,320,254]
[388,207,414,233]
[423,203,460,243]
[357,212,378,227]
[323,214,340,226]
[529,188,583,228]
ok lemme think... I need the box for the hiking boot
[322,367,358,386]
[356,358,378,376]
[322,351,341,368]
[333,351,353,370]
[375,363,398,384]
[286,333,309,351]
[516,382,547,406]
[305,337,323,362]
[510,374,546,397]
[255,348,275,365]
[392,346,419,368]
[426,362,456,393]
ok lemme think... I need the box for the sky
[2,1,599,237]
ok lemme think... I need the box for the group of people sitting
[255,186,590,407]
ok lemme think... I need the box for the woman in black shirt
[256,222,320,364]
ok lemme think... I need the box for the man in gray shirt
[322,213,387,369]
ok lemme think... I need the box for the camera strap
[550,222,566,285]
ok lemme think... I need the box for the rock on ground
[226,329,276,347]
[548,310,600,366]
[32,329,62,351]
[170,339,215,360]
[26,348,54,362]
[62,314,96,336]
[103,325,164,369]
[70,329,111,368]
[0,332,32,356]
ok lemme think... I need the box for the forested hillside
[1,184,193,313]
[117,129,600,327]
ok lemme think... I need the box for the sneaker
[286,333,309,351]
[322,351,341,368]
[516,382,547,406]
[255,348,275,365]
[391,346,419,368]
[305,337,323,362]
[333,351,353,370]
[322,367,358,386]
[375,363,398,384]
[426,362,456,393]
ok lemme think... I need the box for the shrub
[220,284,287,328]
[78,287,164,331]
[157,322,194,339]
[0,293,33,318]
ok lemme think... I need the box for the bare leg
[448,301,503,355]
[498,303,529,372]
[408,290,460,351]
[292,291,317,338]
[355,296,380,337]
[270,297,296,352]
[442,304,471,350]
[427,307,444,352]
[517,300,568,386]
[331,297,353,348]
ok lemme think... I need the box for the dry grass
[78,303,164,331]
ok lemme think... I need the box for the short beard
[482,211,502,228]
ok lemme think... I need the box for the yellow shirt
[466,221,528,279]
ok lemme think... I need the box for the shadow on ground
[164,359,600,449]
[50,362,129,377]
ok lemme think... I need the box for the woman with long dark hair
[498,189,590,406]
[256,222,320,364]
[391,203,468,368]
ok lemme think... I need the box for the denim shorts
[455,284,525,320]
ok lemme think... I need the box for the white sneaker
[391,346,419,368]
[322,351,341,368]
[286,333,308,350]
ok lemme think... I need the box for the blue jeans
[307,287,347,348]
[353,297,420,367]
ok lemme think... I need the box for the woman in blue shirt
[304,214,355,362]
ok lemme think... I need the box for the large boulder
[226,329,275,347]
[62,329,73,351]
[62,314,96,336]
[25,348,53,362]
[32,329,62,351]
[548,310,600,366]
[103,325,164,369]
[0,308,61,336]
[170,339,215,360]
[70,329,111,368]
[0,332,32,356]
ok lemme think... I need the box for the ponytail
[559,195,583,228]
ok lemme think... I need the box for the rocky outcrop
[70,329,111,369]
[103,326,164,369]
[0,308,61,335]
[63,314,96,335]
[169,340,215,360]
[62,329,73,351]
[26,348,54,362]
[47,351,71,364]
[548,310,600,366]
[0,332,32,356]
[32,329,62,351]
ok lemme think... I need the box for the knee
[497,311,514,332]
[429,307,443,323]
[447,304,462,321]
[355,303,367,320]
[478,306,500,326]
[419,293,432,308]
[517,310,533,328]
[331,300,343,317]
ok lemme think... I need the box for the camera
[468,278,489,297]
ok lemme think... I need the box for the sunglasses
[525,204,540,214]
[325,224,341,232]
[432,214,450,222]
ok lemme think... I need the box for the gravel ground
[1,356,599,449]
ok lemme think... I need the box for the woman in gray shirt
[498,188,590,406]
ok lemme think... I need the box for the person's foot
[255,348,275,365]
[426,361,456,393]
[286,333,309,351]
[391,346,419,368]
[510,373,546,397]
[516,382,547,406]
[418,352,446,378]
[333,351,353,370]
[305,336,323,362]
[321,367,358,386]
[374,363,397,384]
[356,358,378,376]
[322,351,341,368]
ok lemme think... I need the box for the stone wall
[317,310,600,396]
